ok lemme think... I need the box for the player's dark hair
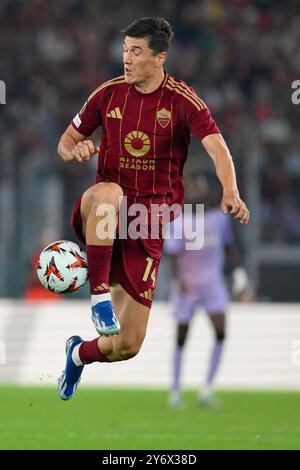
[121,17,174,55]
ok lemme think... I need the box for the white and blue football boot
[58,336,84,400]
[91,300,121,336]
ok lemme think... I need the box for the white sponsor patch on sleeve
[73,114,82,128]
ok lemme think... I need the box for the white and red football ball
[37,240,88,294]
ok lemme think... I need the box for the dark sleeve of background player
[222,214,241,269]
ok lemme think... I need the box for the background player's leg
[169,293,196,408]
[170,322,189,408]
[80,182,123,335]
[199,311,225,407]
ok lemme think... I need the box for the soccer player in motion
[57,17,250,400]
[165,176,252,408]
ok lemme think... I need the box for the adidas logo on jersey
[139,289,153,300]
[94,283,109,292]
[106,107,122,119]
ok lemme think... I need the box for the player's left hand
[221,192,250,224]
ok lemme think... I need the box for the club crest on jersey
[124,130,150,157]
[157,108,171,128]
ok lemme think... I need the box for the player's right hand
[69,140,100,163]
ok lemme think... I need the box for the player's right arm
[57,125,100,163]
[58,86,103,163]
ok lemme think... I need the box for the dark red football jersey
[72,73,220,208]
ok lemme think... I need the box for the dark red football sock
[86,245,113,295]
[79,338,110,364]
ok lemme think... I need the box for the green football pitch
[0,386,299,450]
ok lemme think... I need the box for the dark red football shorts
[71,195,163,308]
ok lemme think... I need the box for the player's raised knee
[89,182,123,209]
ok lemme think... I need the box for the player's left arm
[201,133,250,224]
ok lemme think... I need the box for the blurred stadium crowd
[0,0,299,298]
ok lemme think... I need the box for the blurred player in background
[165,175,253,409]
[56,17,249,400]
